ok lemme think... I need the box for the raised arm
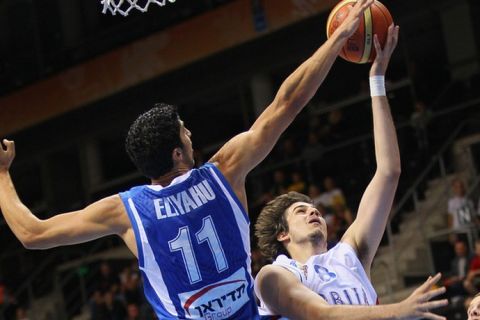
[341,25,401,273]
[256,265,447,320]
[210,0,374,191]
[0,140,130,250]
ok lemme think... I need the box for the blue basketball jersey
[119,163,259,319]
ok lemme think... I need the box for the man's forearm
[274,33,347,112]
[371,95,401,175]
[0,171,42,246]
[313,303,405,320]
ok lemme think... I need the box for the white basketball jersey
[256,242,377,316]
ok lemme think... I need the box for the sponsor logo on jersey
[154,180,216,220]
[179,268,250,319]
[313,265,337,282]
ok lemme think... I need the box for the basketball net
[101,0,176,16]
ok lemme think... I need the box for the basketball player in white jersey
[254,24,449,319]
[0,1,376,318]
[468,293,480,320]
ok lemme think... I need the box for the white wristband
[369,76,386,97]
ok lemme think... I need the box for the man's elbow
[20,232,46,250]
[378,165,401,179]
[20,235,36,249]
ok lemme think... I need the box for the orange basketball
[326,0,393,64]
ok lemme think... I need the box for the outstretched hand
[0,139,15,172]
[370,24,400,76]
[334,0,375,39]
[397,273,448,320]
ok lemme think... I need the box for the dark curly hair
[255,192,312,261]
[125,103,182,179]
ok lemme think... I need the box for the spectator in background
[97,261,119,294]
[308,184,324,208]
[319,109,346,144]
[287,171,306,194]
[15,306,29,320]
[0,284,17,320]
[444,240,471,299]
[464,239,480,295]
[447,179,477,232]
[252,191,275,214]
[122,270,142,306]
[251,248,267,277]
[279,138,298,161]
[332,203,354,240]
[477,197,480,216]
[410,100,432,152]
[318,176,346,209]
[0,283,5,307]
[104,290,126,320]
[270,170,288,196]
[302,131,325,162]
[126,303,140,320]
[307,112,323,133]
[90,290,108,320]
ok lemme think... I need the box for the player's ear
[277,231,289,242]
[172,147,183,162]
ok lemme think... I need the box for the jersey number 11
[169,215,229,284]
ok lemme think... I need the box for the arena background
[1,0,480,319]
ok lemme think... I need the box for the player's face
[284,202,327,244]
[179,120,195,168]
[468,295,480,320]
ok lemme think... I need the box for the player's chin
[308,228,326,242]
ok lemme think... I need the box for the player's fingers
[420,312,447,320]
[422,287,446,301]
[421,299,449,310]
[429,273,442,286]
[2,139,16,158]
[373,34,382,56]
[353,0,372,16]
[390,25,400,52]
[383,24,394,51]
[9,140,15,157]
[419,273,442,292]
[2,139,11,151]
[362,0,375,11]
[3,139,14,152]
[353,0,366,10]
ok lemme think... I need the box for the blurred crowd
[88,261,154,320]
[440,178,480,318]
[0,282,29,320]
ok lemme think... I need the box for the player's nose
[308,207,320,216]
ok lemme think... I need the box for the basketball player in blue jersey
[254,24,449,320]
[0,1,376,319]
